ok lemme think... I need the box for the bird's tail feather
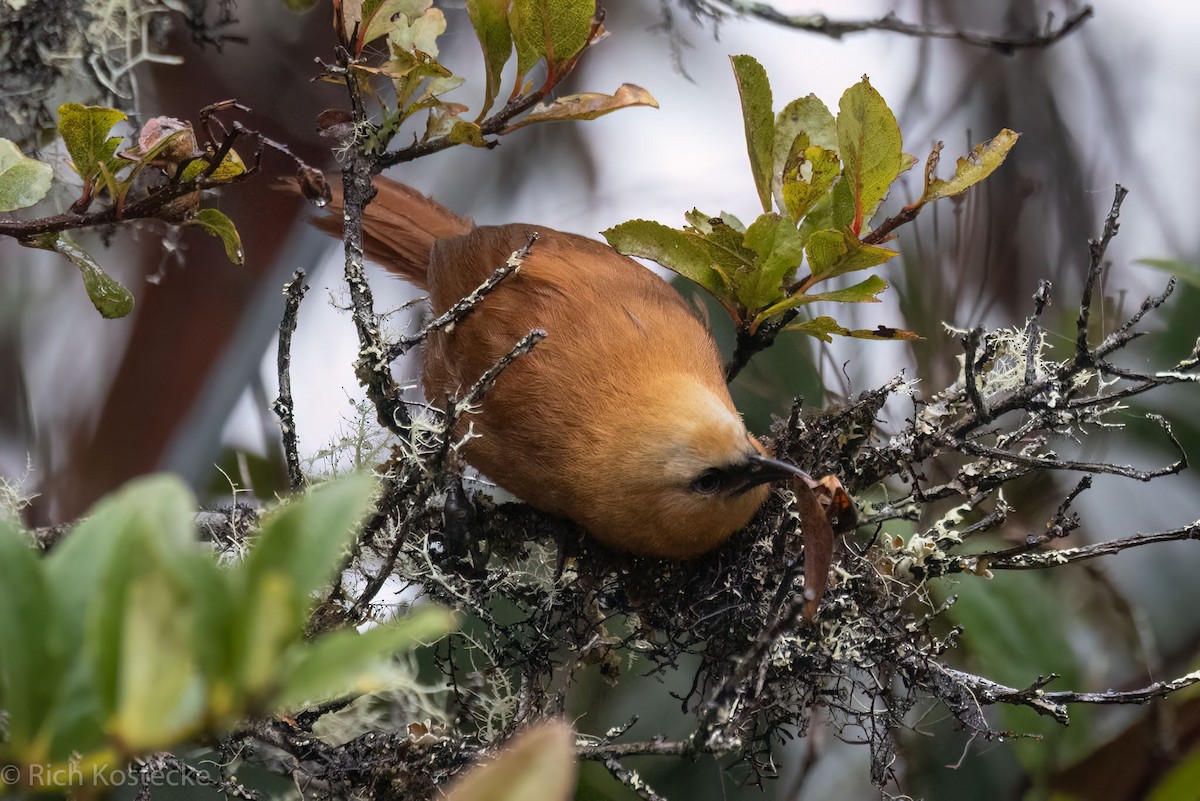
[309,177,474,289]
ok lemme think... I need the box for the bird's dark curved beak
[732,454,817,495]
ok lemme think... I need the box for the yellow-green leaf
[179,147,246,182]
[804,228,896,282]
[25,234,134,319]
[187,208,244,265]
[836,78,903,235]
[510,0,593,76]
[502,84,657,132]
[730,54,775,214]
[0,138,52,211]
[57,104,127,186]
[772,94,836,210]
[603,220,725,297]
[923,128,1020,202]
[111,571,205,751]
[448,120,488,147]
[781,143,840,221]
[467,0,512,118]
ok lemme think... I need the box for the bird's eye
[690,469,725,496]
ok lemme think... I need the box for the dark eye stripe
[690,469,726,495]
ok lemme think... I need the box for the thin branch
[708,2,1093,54]
[961,327,988,420]
[952,427,1184,483]
[273,270,309,491]
[928,661,1200,725]
[1076,185,1128,366]
[599,757,669,801]
[386,234,537,361]
[1024,279,1052,385]
[987,520,1200,570]
[0,172,253,241]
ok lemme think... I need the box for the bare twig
[706,2,1093,54]
[273,270,309,490]
[987,520,1200,570]
[386,235,537,361]
[1076,185,1128,366]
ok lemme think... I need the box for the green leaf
[233,475,377,688]
[738,213,804,310]
[772,94,836,210]
[186,208,242,263]
[922,128,1019,203]
[602,220,726,297]
[829,174,857,232]
[187,208,244,265]
[810,274,889,303]
[783,315,849,343]
[0,521,64,763]
[57,104,127,187]
[804,228,897,282]
[836,78,904,234]
[781,143,840,221]
[239,572,297,699]
[730,55,775,214]
[24,234,134,319]
[757,274,889,323]
[467,0,512,118]
[510,0,594,76]
[0,138,53,211]
[1137,258,1200,290]
[110,570,205,751]
[70,479,196,727]
[46,477,195,655]
[281,0,320,9]
[502,84,658,133]
[277,606,457,708]
[42,476,195,759]
[446,720,578,801]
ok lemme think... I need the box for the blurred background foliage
[2,0,1200,799]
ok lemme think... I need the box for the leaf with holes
[922,128,1020,203]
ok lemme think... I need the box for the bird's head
[578,376,812,559]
